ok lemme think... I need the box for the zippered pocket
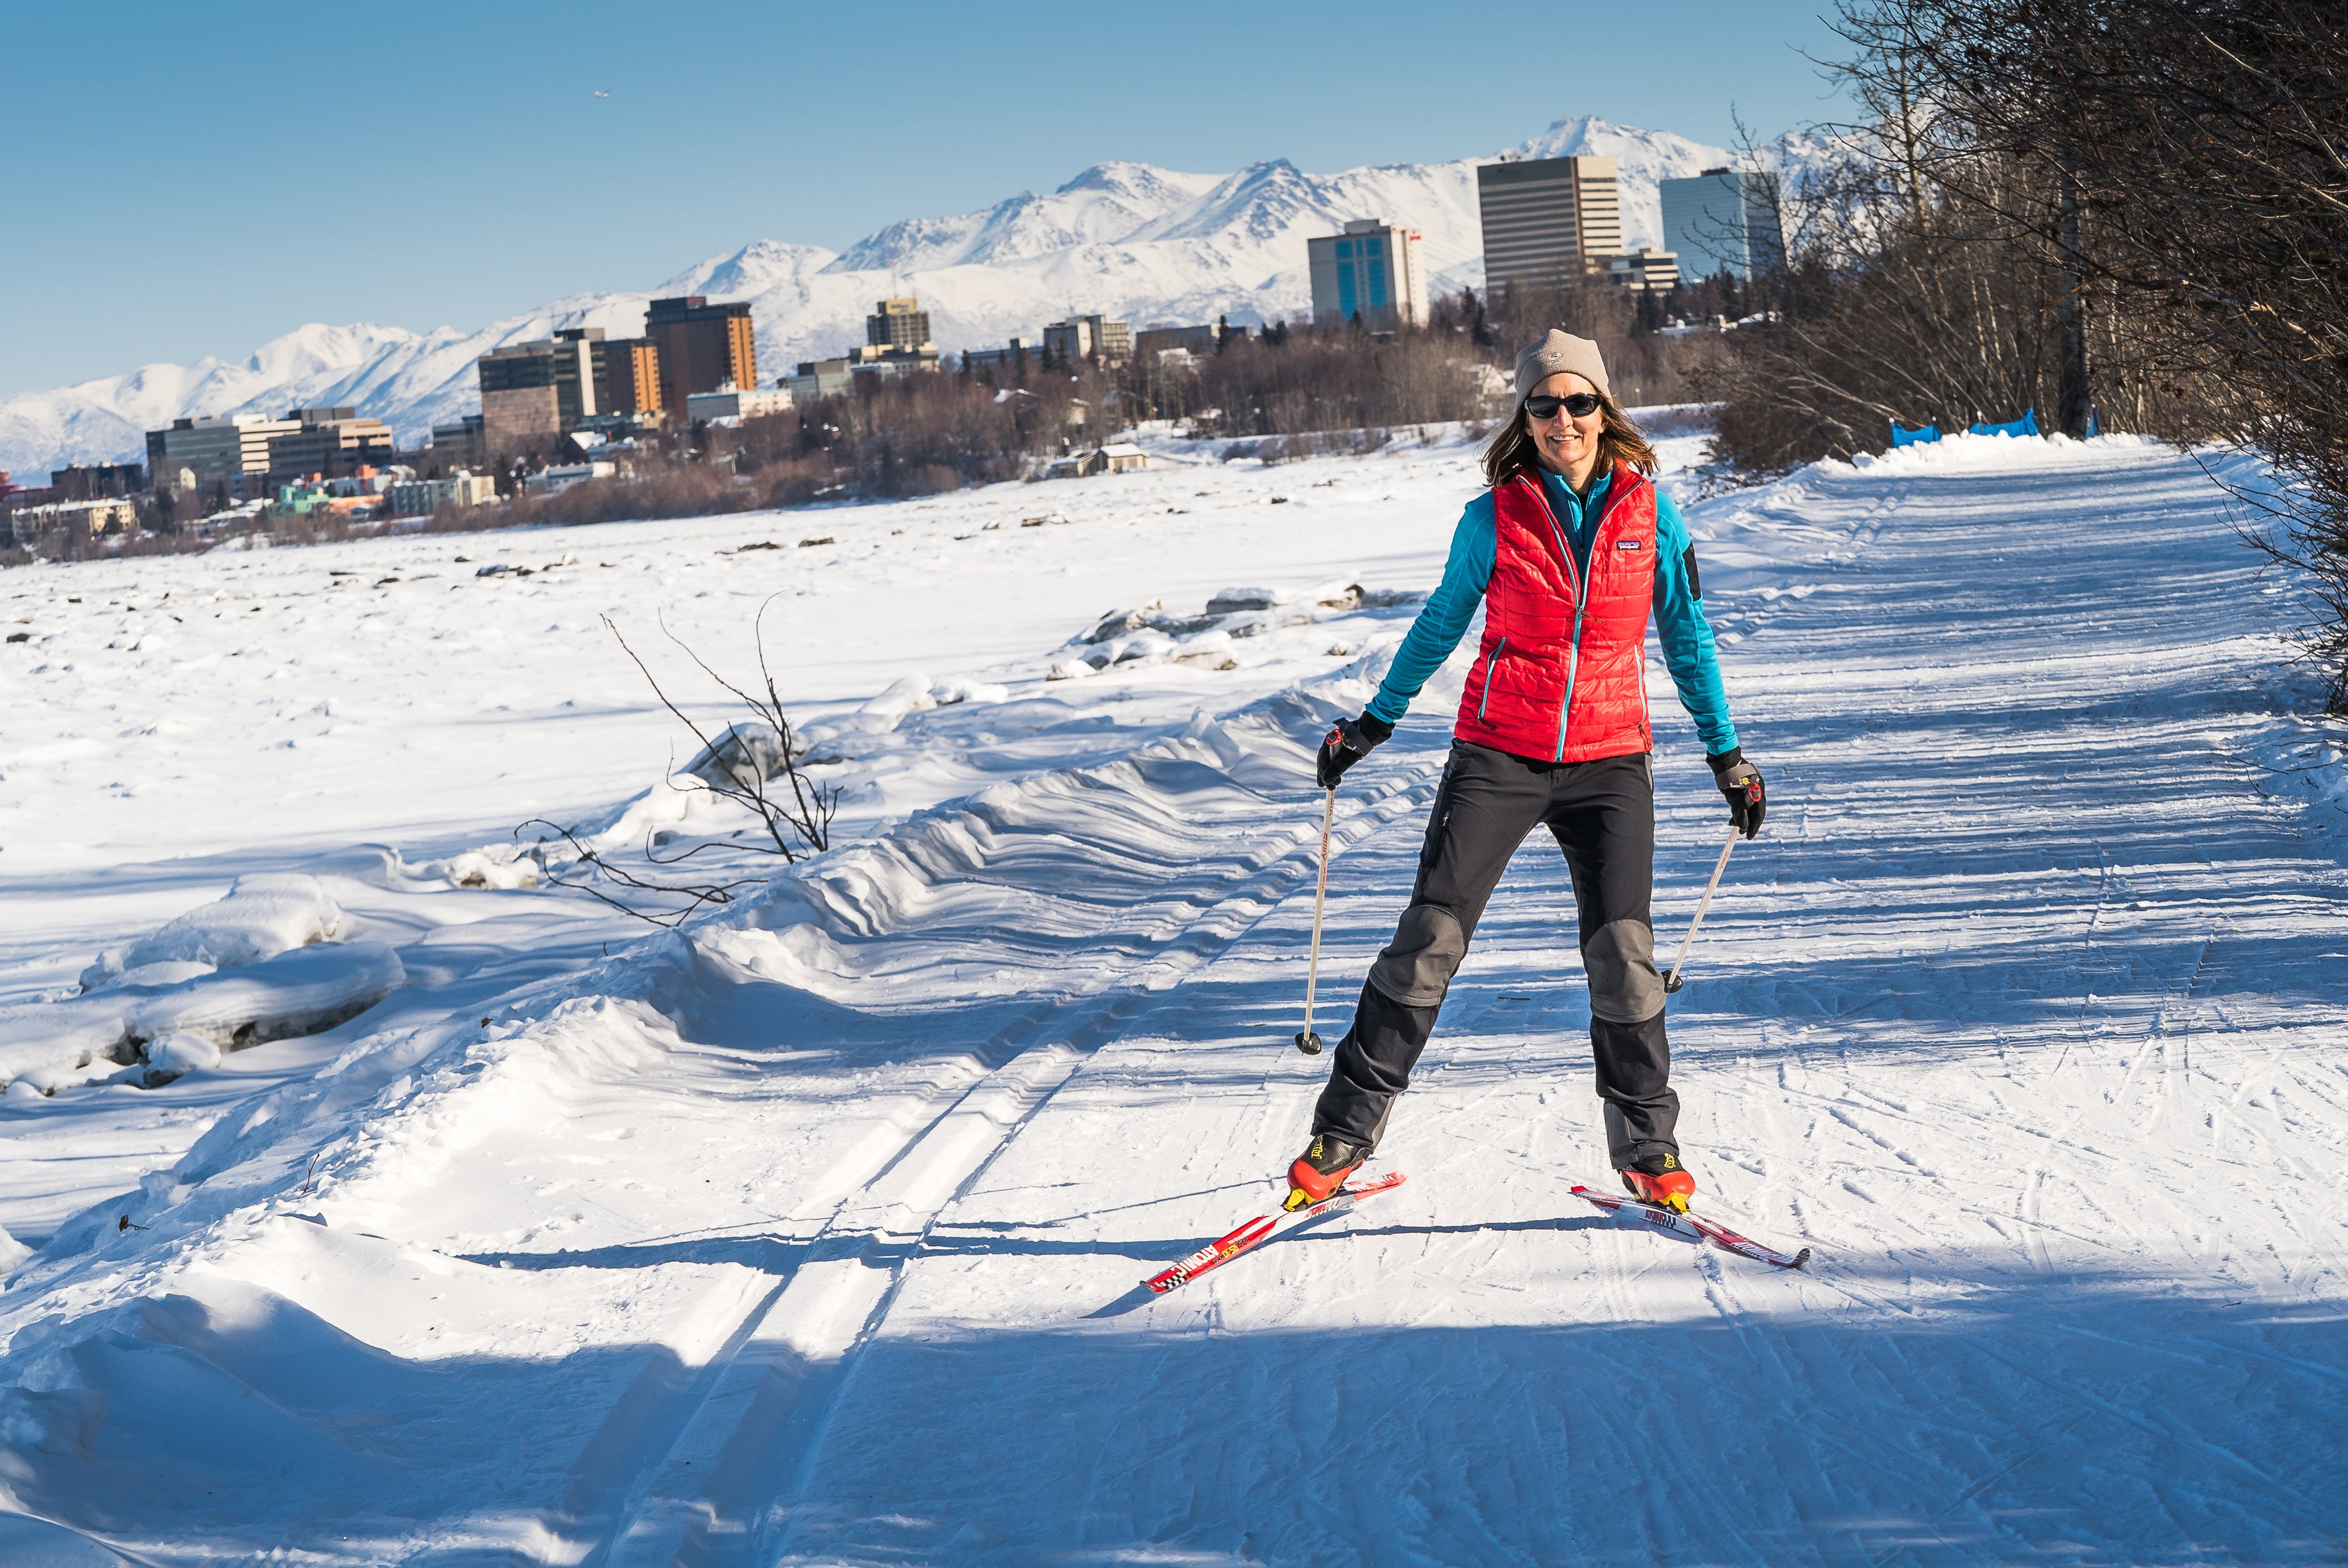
[1475,635,1506,722]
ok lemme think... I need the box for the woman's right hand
[1709,748,1766,838]
[1316,714,1393,789]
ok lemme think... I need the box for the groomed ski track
[3,435,2345,1564]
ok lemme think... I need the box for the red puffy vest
[1454,464,1657,762]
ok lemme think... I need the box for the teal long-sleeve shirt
[1365,468,1740,758]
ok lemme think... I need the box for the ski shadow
[1078,1215,1617,1319]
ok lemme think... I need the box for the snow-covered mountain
[0,117,1828,478]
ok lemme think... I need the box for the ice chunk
[0,941,407,1092]
[859,673,936,726]
[106,874,344,978]
[1206,586,1288,614]
[129,941,405,1050]
[1081,600,1164,643]
[442,851,540,890]
[929,678,1010,706]
[684,720,792,791]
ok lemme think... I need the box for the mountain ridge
[0,116,1823,478]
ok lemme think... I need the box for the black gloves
[1316,713,1393,789]
[1709,747,1766,838]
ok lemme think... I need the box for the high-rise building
[848,297,944,375]
[1476,155,1624,292]
[265,407,395,481]
[644,296,757,415]
[477,334,604,458]
[1659,168,1784,281]
[866,297,930,352]
[1307,219,1428,330]
[146,414,302,499]
[597,336,664,416]
[431,415,487,471]
[1040,313,1133,364]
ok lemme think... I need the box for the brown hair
[1482,391,1658,489]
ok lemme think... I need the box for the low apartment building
[387,472,498,517]
[9,497,138,544]
[685,383,793,424]
[785,359,855,401]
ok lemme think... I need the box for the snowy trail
[746,445,2347,1565]
[2,435,2344,1564]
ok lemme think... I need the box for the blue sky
[0,1,1848,395]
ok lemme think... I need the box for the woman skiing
[1288,330,1765,1216]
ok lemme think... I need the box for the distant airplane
[594,89,610,98]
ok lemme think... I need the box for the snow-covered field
[2,429,2344,1564]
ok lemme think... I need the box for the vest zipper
[1531,484,1587,763]
[1476,635,1506,723]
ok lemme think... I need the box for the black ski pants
[1311,741,1676,1168]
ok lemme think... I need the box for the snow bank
[1843,429,2164,477]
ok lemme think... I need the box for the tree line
[1704,0,2348,708]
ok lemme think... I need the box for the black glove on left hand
[1316,713,1393,789]
[1708,746,1766,838]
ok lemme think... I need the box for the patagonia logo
[1614,539,1643,550]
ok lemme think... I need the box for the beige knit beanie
[1513,329,1611,402]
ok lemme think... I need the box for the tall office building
[644,296,758,415]
[1307,218,1428,330]
[595,336,663,417]
[146,414,302,499]
[265,406,395,481]
[1040,313,1132,365]
[477,332,611,456]
[1659,168,1785,281]
[1476,155,1624,292]
[848,296,944,374]
[866,297,930,352]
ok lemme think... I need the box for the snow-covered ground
[2,429,2345,1563]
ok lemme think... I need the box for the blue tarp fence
[1969,409,2039,438]
[1888,409,2040,447]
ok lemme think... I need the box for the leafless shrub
[605,598,840,864]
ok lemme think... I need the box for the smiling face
[1528,371,1605,487]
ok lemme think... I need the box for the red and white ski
[1145,1172,1407,1294]
[1571,1183,1812,1270]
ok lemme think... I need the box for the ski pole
[1295,787,1337,1053]
[1662,818,1742,995]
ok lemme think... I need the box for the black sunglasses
[1524,392,1603,421]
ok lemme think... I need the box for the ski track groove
[585,755,1446,1566]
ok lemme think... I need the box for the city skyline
[0,0,1848,396]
